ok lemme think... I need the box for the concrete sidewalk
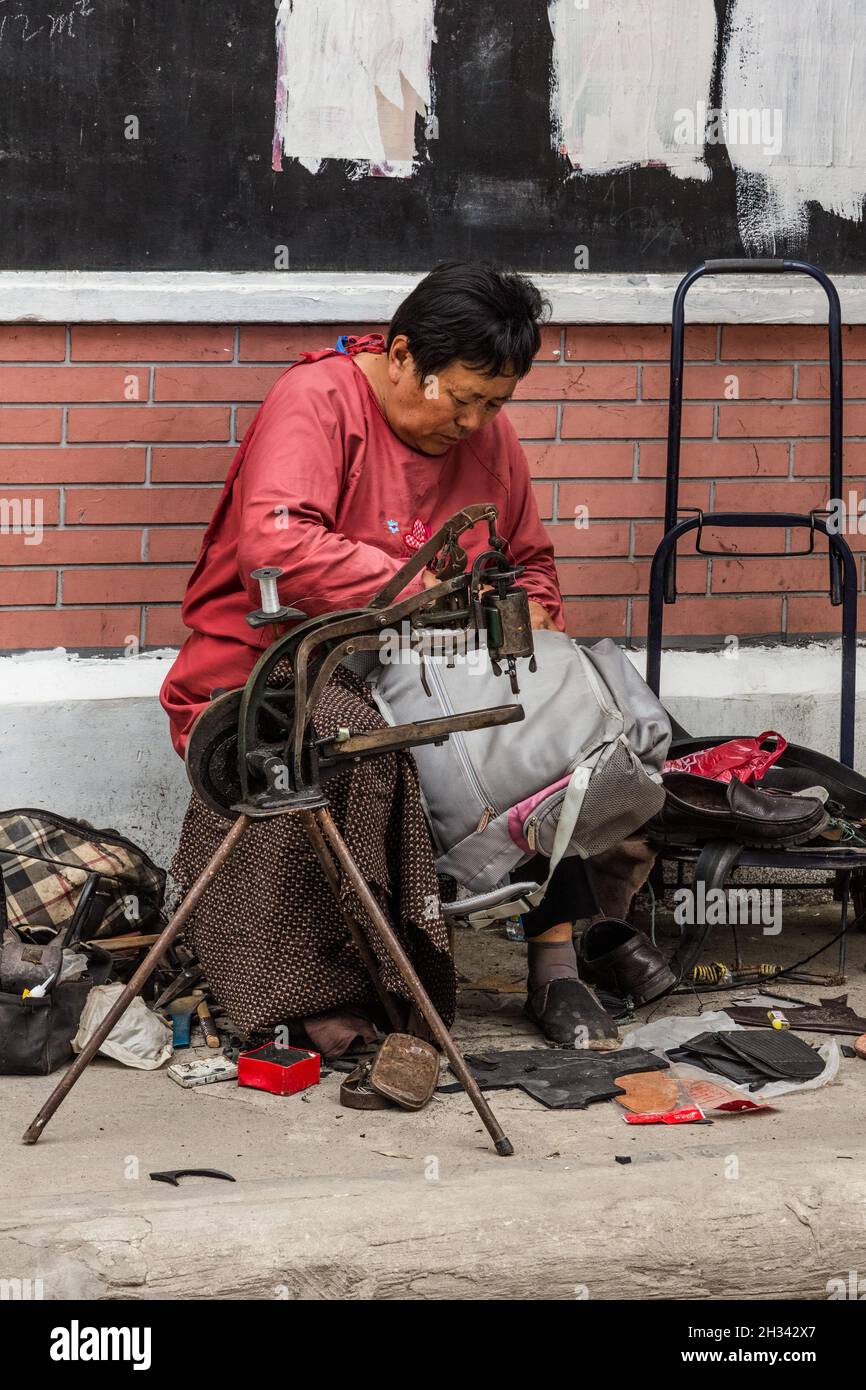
[2,913,865,1301]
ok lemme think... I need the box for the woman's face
[383,336,519,455]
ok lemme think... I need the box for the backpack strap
[448,763,594,928]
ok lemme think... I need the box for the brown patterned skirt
[170,669,456,1038]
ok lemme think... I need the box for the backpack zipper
[523,786,569,852]
[423,657,497,832]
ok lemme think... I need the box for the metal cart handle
[645,512,858,768]
[665,259,843,543]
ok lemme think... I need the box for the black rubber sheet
[439,1046,669,1109]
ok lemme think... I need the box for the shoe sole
[522,999,621,1051]
[649,816,828,851]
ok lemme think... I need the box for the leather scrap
[728,994,866,1036]
[438,1046,669,1110]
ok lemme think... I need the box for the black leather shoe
[524,978,620,1050]
[646,771,828,848]
[577,918,675,1005]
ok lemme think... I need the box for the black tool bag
[0,809,161,1074]
[0,931,113,1075]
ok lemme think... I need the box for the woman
[161,262,627,1054]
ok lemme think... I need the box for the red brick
[0,529,142,565]
[147,529,205,562]
[798,364,866,398]
[795,441,866,476]
[515,364,636,400]
[66,488,220,526]
[0,409,61,443]
[67,408,231,443]
[555,559,648,596]
[562,403,712,439]
[638,440,789,478]
[525,442,633,479]
[560,552,706,593]
[562,598,629,639]
[718,403,834,438]
[145,606,189,646]
[632,595,783,639]
[0,368,150,403]
[549,521,630,557]
[0,448,145,483]
[787,595,858,634]
[151,447,236,483]
[532,483,553,518]
[504,403,557,437]
[714,480,829,512]
[238,325,386,362]
[0,327,66,361]
[720,325,866,361]
[72,326,235,361]
[0,570,57,605]
[560,480,709,519]
[63,567,189,604]
[236,407,260,436]
[565,325,716,361]
[711,556,828,593]
[633,522,791,558]
[536,327,563,361]
[0,608,140,649]
[0,489,59,526]
[642,364,794,400]
[154,366,284,402]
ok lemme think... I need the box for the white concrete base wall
[0,644,859,869]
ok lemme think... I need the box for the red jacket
[160,339,564,755]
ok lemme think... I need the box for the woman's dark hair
[387,262,549,380]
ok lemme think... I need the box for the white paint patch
[272,0,436,178]
[547,0,717,180]
[721,0,866,252]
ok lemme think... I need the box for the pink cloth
[507,774,571,852]
[160,339,565,754]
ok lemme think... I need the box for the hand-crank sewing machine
[24,505,537,1154]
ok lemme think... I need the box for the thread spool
[252,567,282,615]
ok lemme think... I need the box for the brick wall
[0,320,862,652]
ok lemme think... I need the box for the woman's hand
[528,600,557,631]
[423,568,555,631]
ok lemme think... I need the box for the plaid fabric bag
[0,808,166,943]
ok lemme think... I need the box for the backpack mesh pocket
[531,739,666,860]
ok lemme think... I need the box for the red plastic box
[237,1042,321,1096]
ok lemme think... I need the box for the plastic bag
[664,731,787,784]
[72,983,172,1070]
[613,1066,704,1124]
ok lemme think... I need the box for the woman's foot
[524,936,620,1049]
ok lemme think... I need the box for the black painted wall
[0,0,863,272]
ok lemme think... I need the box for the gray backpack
[367,631,671,920]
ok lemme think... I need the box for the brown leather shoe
[577,918,676,1006]
[646,771,828,848]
